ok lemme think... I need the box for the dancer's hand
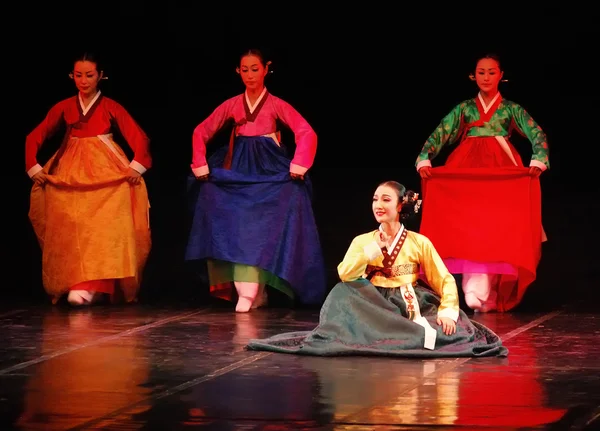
[437,316,456,335]
[32,171,48,185]
[529,166,542,177]
[126,167,142,185]
[290,172,304,181]
[418,166,432,179]
[375,231,390,249]
[195,174,209,181]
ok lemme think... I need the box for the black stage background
[4,4,598,310]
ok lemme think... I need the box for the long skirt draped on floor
[247,278,509,357]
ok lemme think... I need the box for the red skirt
[420,136,544,311]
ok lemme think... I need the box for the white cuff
[129,160,147,174]
[363,241,384,261]
[437,307,459,322]
[192,165,209,177]
[290,163,308,175]
[416,159,432,171]
[27,164,43,178]
[529,160,547,171]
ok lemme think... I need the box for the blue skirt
[185,135,326,305]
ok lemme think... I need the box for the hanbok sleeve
[510,103,550,171]
[273,98,317,175]
[337,234,383,282]
[191,98,235,177]
[419,235,460,322]
[416,103,465,171]
[25,101,66,177]
[109,100,152,173]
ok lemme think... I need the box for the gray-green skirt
[246,278,508,358]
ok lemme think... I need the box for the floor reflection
[299,356,460,427]
[298,322,568,428]
[453,318,569,427]
[162,312,330,429]
[13,308,152,430]
[1,305,595,430]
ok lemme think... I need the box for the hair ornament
[402,192,422,212]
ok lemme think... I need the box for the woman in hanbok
[246,181,508,357]
[186,49,326,312]
[415,53,549,313]
[26,53,152,306]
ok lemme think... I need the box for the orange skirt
[28,135,151,304]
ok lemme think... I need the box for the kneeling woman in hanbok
[247,181,508,357]
[26,53,152,306]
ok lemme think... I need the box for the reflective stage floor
[1,298,599,430]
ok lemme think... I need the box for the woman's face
[73,60,102,97]
[475,58,503,94]
[237,55,267,91]
[372,185,401,224]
